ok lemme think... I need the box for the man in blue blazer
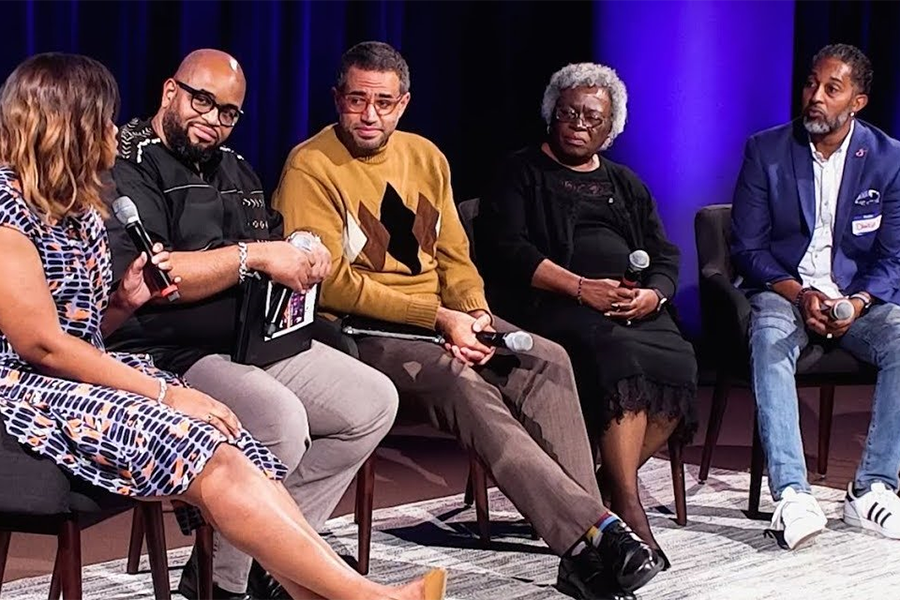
[732,44,900,550]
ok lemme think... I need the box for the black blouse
[475,146,680,323]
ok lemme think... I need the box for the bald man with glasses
[105,49,399,600]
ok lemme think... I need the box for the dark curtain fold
[793,1,900,136]
[2,0,899,339]
[0,0,594,198]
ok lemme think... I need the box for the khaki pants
[184,341,398,592]
[356,317,605,555]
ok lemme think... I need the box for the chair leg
[57,519,82,600]
[0,530,10,597]
[463,470,475,507]
[748,412,765,518]
[817,385,836,477]
[126,506,145,575]
[196,524,214,600]
[143,503,172,600]
[469,451,491,545]
[668,437,687,526]
[355,454,376,575]
[48,553,61,600]
[699,374,730,483]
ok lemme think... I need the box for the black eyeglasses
[338,92,404,116]
[554,106,607,129]
[175,80,243,127]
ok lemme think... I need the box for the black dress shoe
[247,560,291,599]
[594,520,664,592]
[177,550,251,600]
[655,547,672,571]
[557,551,636,600]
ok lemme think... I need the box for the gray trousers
[355,317,606,555]
[183,341,398,592]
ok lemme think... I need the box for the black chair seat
[796,345,875,379]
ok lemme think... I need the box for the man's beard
[162,110,217,164]
[803,107,852,135]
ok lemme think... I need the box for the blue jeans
[749,291,900,500]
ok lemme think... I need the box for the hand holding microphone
[605,250,658,323]
[802,290,858,339]
[475,330,534,352]
[264,233,325,337]
[825,298,855,322]
[113,196,180,302]
[620,250,650,289]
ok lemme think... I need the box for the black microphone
[621,250,650,289]
[264,233,317,337]
[828,298,855,321]
[475,331,534,352]
[112,196,180,302]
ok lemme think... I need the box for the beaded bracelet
[794,287,813,311]
[576,277,584,305]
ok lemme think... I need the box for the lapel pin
[856,148,867,157]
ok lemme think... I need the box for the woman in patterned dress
[0,53,444,600]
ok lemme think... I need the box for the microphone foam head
[832,299,855,321]
[287,231,316,252]
[112,196,140,225]
[628,250,650,271]
[506,331,534,352]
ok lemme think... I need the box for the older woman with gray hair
[476,63,697,570]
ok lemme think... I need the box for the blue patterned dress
[0,167,286,518]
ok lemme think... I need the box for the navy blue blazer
[731,119,900,305]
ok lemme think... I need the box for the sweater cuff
[405,296,442,329]
[448,293,490,315]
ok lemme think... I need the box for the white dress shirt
[797,119,855,299]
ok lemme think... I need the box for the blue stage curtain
[793,1,900,138]
[593,0,796,335]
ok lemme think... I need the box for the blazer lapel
[833,123,868,251]
[790,123,816,234]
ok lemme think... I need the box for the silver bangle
[156,379,168,404]
[238,242,251,283]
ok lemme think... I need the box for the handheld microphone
[621,250,650,289]
[264,233,317,337]
[112,196,180,302]
[475,331,534,352]
[828,298,855,321]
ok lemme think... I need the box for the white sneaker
[770,487,828,549]
[843,482,900,539]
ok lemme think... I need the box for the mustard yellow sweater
[272,125,488,329]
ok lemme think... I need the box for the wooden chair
[0,421,175,600]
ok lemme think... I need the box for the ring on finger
[205,413,215,422]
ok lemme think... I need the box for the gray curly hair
[541,62,628,150]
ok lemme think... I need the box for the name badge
[852,214,881,236]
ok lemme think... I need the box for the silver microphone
[475,331,534,352]
[829,299,855,321]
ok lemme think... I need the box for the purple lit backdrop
[595,0,796,333]
[2,0,898,343]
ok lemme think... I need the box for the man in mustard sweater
[273,42,661,600]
